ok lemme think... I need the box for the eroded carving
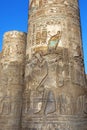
[0,88,11,115]
[48,31,62,52]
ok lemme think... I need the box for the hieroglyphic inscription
[22,0,87,130]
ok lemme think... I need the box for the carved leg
[52,91,59,115]
[34,89,49,115]
[0,102,3,114]
[55,93,58,114]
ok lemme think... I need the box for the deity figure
[48,31,61,51]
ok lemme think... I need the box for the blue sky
[0,0,28,50]
[79,0,87,74]
[0,0,87,73]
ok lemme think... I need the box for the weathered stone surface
[0,31,26,130]
[22,0,87,130]
[1,31,26,64]
[0,1,87,130]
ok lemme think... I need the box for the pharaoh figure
[22,0,87,129]
[24,52,48,114]
[35,52,63,115]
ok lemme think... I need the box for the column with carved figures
[22,0,87,130]
[0,31,26,130]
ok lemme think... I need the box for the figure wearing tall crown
[48,31,61,51]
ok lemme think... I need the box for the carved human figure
[41,30,47,43]
[72,56,85,87]
[83,96,87,115]
[0,88,11,115]
[60,94,73,115]
[3,89,11,115]
[24,52,47,113]
[35,54,60,115]
[0,87,7,114]
[57,58,64,87]
[48,31,61,52]
[0,93,6,114]
[23,89,31,114]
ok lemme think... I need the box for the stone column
[0,31,26,130]
[22,0,87,130]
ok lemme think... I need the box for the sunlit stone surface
[0,0,87,130]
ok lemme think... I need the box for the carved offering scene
[0,0,87,130]
[22,47,87,130]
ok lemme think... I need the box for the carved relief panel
[22,0,87,130]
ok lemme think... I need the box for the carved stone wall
[1,31,26,63]
[0,1,87,130]
[22,0,87,130]
[0,31,26,130]
[26,0,81,57]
